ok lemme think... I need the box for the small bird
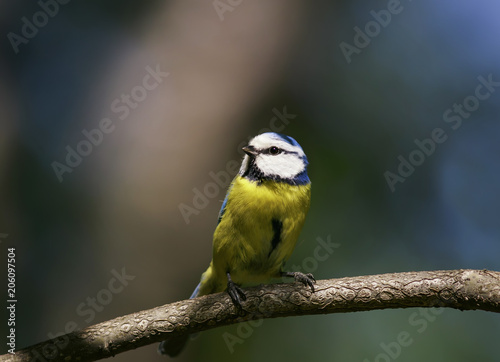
[159,132,314,357]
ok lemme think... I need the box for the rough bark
[3,269,500,362]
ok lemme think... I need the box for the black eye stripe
[260,146,280,155]
[258,148,300,155]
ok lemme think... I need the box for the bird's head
[239,132,309,185]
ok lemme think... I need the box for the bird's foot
[226,273,247,309]
[282,271,316,292]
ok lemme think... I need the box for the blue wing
[190,282,201,299]
[216,184,233,225]
[189,183,233,299]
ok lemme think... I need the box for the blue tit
[159,132,313,357]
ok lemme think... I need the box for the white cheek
[256,154,304,178]
[239,155,250,175]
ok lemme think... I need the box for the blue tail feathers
[158,283,201,357]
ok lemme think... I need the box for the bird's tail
[157,282,201,357]
[158,334,190,358]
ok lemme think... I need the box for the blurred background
[1,0,500,361]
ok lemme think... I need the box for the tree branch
[4,269,500,362]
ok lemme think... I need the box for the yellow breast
[208,176,311,290]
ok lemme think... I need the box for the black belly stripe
[269,219,283,256]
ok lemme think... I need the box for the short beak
[242,146,257,157]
